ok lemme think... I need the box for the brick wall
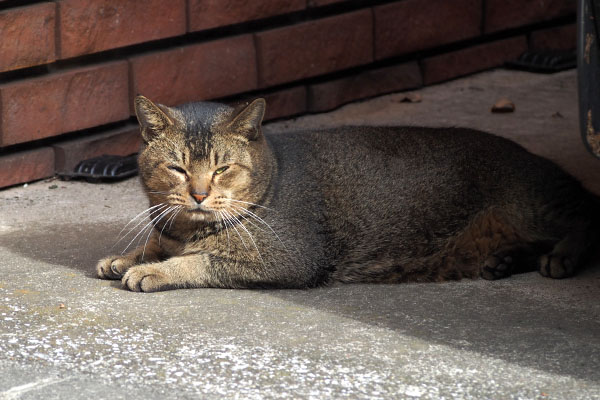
[0,0,576,188]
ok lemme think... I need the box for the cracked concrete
[1,69,599,399]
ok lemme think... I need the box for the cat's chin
[186,208,216,222]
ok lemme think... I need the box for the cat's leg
[121,253,300,292]
[480,244,544,280]
[121,255,208,292]
[538,228,597,278]
[96,237,162,280]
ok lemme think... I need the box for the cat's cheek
[221,190,234,200]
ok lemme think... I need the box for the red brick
[189,0,305,32]
[530,24,576,51]
[308,62,423,112]
[422,36,528,85]
[256,9,373,87]
[485,0,575,33]
[57,0,186,58]
[0,148,55,188]
[130,35,257,108]
[262,86,307,121]
[53,125,141,172]
[0,62,129,147]
[375,0,482,60]
[0,3,56,72]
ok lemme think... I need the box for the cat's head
[134,95,273,224]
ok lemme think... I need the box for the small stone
[396,93,423,103]
[491,98,515,113]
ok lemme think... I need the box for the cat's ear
[134,95,174,142]
[227,98,266,141]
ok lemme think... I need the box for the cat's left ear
[227,98,266,141]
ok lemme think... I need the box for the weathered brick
[0,62,129,147]
[308,62,422,112]
[422,36,528,85]
[0,148,55,188]
[57,0,186,58]
[0,3,56,72]
[485,0,575,33]
[262,86,307,121]
[189,0,305,32]
[256,9,373,87]
[53,125,141,172]
[375,0,482,60]
[130,35,257,108]
[530,24,576,50]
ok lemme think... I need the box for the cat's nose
[191,192,208,204]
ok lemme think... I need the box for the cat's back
[265,125,556,193]
[265,126,581,250]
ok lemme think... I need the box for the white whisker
[231,207,267,233]
[121,205,171,255]
[211,211,220,247]
[218,210,231,253]
[227,207,265,264]
[141,205,173,260]
[112,203,166,248]
[226,198,274,211]
[168,206,184,231]
[222,209,249,250]
[133,205,171,249]
[230,203,287,250]
[158,206,182,245]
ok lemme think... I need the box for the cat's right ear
[134,95,174,143]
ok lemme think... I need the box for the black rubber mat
[506,50,576,73]
[57,154,138,182]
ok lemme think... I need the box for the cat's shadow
[0,222,122,278]
[2,222,599,382]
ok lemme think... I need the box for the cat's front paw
[96,256,137,280]
[122,264,171,292]
[481,253,515,280]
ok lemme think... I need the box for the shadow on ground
[0,222,121,277]
[269,266,600,382]
[2,221,599,383]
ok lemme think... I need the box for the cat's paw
[480,253,515,280]
[122,264,171,292]
[96,256,136,280]
[538,254,575,279]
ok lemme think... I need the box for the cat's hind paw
[538,254,575,279]
[96,256,136,280]
[122,264,171,292]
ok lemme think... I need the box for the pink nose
[192,192,208,204]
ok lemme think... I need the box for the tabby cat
[96,96,599,292]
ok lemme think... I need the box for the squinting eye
[214,166,229,175]
[168,165,187,175]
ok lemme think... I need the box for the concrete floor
[1,69,599,399]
